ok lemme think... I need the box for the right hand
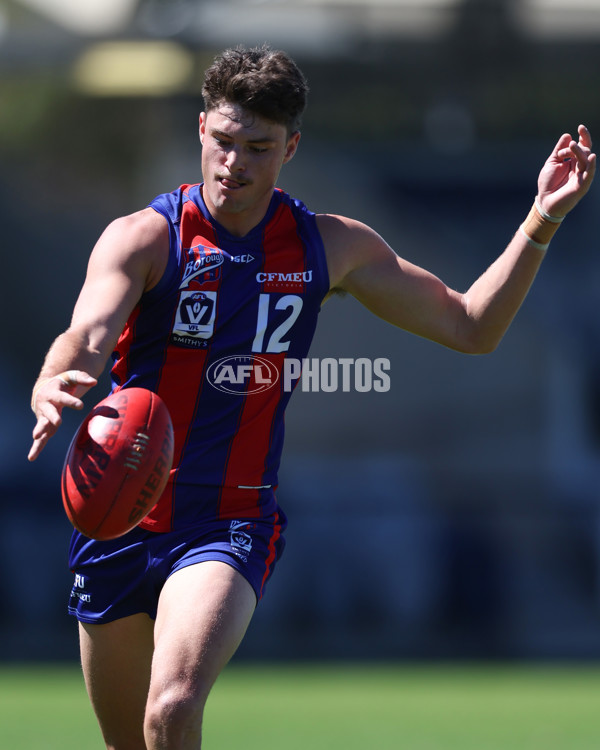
[28,370,97,462]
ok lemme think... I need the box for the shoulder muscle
[316,213,400,292]
[88,207,169,292]
[67,208,170,361]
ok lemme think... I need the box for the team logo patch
[181,245,224,288]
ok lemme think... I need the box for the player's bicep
[69,261,140,359]
[343,246,463,344]
[323,214,464,345]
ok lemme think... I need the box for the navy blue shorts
[68,512,287,624]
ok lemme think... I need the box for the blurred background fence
[3,0,600,661]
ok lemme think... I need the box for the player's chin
[213,189,249,213]
[215,183,249,205]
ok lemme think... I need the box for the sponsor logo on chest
[256,269,313,291]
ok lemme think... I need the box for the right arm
[28,207,169,461]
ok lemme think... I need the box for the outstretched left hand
[537,124,596,218]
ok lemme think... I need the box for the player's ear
[199,112,207,145]
[283,131,301,164]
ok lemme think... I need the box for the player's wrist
[534,197,565,223]
[519,199,564,251]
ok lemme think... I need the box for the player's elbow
[466,339,501,356]
[453,323,504,355]
[451,299,511,354]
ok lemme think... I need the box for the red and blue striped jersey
[110,184,329,532]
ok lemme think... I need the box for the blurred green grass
[2,662,600,749]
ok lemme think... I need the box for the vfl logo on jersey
[172,290,217,347]
[181,245,224,288]
[207,355,280,394]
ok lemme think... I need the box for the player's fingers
[569,140,596,174]
[581,151,597,182]
[28,435,48,462]
[31,371,96,413]
[32,412,61,440]
[578,124,592,149]
[552,132,573,157]
[62,369,97,387]
[556,139,594,171]
[47,392,86,412]
[28,416,56,461]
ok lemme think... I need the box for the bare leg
[79,613,155,750]
[144,560,257,749]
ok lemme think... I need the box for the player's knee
[144,681,210,749]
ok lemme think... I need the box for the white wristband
[519,225,549,252]
[534,198,564,224]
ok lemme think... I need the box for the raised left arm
[323,126,595,354]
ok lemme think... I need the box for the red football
[61,388,174,540]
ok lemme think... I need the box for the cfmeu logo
[207,355,279,394]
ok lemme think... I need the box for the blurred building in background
[2,0,600,661]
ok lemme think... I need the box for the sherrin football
[61,388,174,540]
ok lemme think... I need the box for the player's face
[199,104,300,236]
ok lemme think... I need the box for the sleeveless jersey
[110,184,329,532]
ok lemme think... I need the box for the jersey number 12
[251,294,303,353]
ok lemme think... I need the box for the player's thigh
[150,560,256,704]
[79,613,155,749]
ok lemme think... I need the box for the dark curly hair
[202,45,308,134]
